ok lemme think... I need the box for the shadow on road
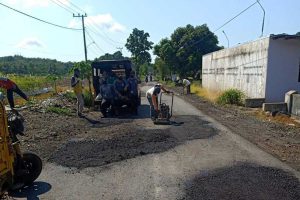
[49,115,218,169]
[9,181,52,200]
[182,163,300,200]
[82,115,101,124]
[87,104,150,129]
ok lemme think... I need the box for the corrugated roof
[270,34,300,40]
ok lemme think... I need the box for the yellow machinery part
[0,101,14,195]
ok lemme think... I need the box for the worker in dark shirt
[99,80,116,117]
[0,77,29,109]
[126,72,139,114]
[114,76,127,112]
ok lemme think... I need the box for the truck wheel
[22,152,42,185]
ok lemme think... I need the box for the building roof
[270,34,300,40]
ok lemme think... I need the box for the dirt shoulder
[168,86,300,171]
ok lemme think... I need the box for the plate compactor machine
[153,92,174,125]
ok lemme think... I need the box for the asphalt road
[13,85,300,200]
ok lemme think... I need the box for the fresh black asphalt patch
[49,115,218,169]
[182,163,300,200]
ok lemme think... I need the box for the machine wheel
[21,152,42,185]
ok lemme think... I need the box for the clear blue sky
[0,0,299,62]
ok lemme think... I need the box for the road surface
[12,85,300,200]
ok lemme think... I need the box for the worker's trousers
[76,93,84,115]
[147,96,157,119]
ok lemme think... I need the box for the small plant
[83,90,93,108]
[46,106,72,116]
[217,89,245,105]
[63,91,77,101]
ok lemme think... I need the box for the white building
[202,34,300,102]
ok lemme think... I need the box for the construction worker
[71,69,84,117]
[99,80,117,117]
[126,71,139,114]
[0,77,29,109]
[114,75,127,112]
[182,78,191,95]
[146,84,169,120]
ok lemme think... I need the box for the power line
[86,19,125,45]
[49,0,73,14]
[68,0,87,14]
[94,42,105,54]
[213,1,258,33]
[90,18,124,45]
[56,0,78,13]
[182,0,259,49]
[0,2,81,31]
[86,27,116,47]
[86,30,105,53]
[50,0,125,46]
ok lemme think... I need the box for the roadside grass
[161,80,176,87]
[255,110,300,127]
[190,83,220,102]
[83,90,93,107]
[217,89,245,105]
[8,75,49,92]
[46,106,72,116]
[63,91,77,101]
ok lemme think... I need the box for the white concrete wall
[265,38,300,102]
[202,38,269,99]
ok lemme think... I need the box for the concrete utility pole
[222,30,229,48]
[257,0,265,37]
[73,13,88,61]
[117,47,123,54]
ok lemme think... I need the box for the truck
[92,59,141,115]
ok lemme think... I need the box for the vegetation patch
[46,106,72,116]
[217,89,245,105]
[191,83,220,102]
[83,90,93,107]
[63,91,77,101]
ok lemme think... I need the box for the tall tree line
[0,55,73,75]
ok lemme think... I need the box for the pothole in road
[49,115,219,169]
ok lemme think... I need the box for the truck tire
[22,152,42,185]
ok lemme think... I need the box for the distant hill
[0,55,74,76]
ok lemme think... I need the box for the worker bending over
[0,77,29,109]
[146,84,169,120]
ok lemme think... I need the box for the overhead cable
[0,2,81,31]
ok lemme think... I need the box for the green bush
[63,91,77,101]
[217,89,244,105]
[83,90,93,108]
[46,106,72,116]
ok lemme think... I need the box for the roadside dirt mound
[183,163,300,200]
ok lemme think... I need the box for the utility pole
[116,47,123,54]
[222,30,229,48]
[73,13,87,61]
[257,0,265,37]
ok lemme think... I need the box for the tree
[154,24,222,78]
[94,51,127,61]
[46,75,59,94]
[125,28,154,74]
[139,63,149,76]
[296,32,300,36]
[154,58,170,81]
